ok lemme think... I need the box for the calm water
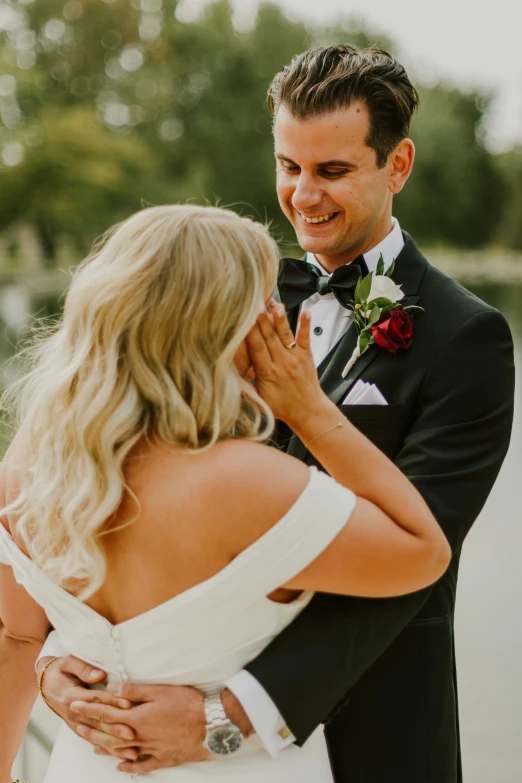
[455,282,522,782]
[7,280,522,782]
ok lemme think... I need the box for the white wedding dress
[0,467,356,782]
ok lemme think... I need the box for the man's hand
[70,683,254,774]
[36,656,139,762]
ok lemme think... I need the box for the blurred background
[1,0,520,780]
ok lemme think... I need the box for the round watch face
[207,724,243,755]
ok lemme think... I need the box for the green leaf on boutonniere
[376,254,385,276]
[359,330,372,352]
[368,305,381,326]
[347,310,364,329]
[357,272,373,303]
[368,296,395,309]
[380,302,400,315]
[386,259,395,277]
[354,276,362,303]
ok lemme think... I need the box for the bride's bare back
[88,439,309,625]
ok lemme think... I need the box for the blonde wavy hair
[1,205,280,599]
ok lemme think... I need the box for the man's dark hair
[267,44,420,168]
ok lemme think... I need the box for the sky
[182,0,522,152]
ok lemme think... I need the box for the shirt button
[314,326,323,336]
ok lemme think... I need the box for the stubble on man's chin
[299,238,358,266]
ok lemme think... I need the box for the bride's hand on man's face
[245,303,325,426]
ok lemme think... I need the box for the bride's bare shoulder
[206,440,312,552]
[212,439,309,492]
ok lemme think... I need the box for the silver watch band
[204,691,230,730]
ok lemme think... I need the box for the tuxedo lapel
[287,233,427,460]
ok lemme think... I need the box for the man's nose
[291,174,323,213]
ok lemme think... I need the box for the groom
[37,45,515,782]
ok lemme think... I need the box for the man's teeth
[300,213,336,224]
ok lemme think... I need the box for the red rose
[370,307,413,355]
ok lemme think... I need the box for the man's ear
[388,139,415,194]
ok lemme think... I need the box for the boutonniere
[342,255,422,378]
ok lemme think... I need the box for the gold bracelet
[304,418,345,449]
[37,656,62,718]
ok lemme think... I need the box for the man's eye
[280,164,299,173]
[321,169,347,178]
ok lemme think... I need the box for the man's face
[274,103,395,271]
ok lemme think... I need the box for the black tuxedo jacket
[245,233,515,783]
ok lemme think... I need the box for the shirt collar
[306,217,404,277]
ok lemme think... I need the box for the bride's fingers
[256,310,287,362]
[245,323,272,369]
[71,689,132,710]
[272,304,297,348]
[70,700,135,731]
[296,310,312,351]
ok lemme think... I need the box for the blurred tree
[0,105,164,258]
[493,145,522,250]
[139,1,311,241]
[0,0,516,258]
[394,86,506,248]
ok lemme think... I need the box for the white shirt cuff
[35,630,68,671]
[226,669,295,758]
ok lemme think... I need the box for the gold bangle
[37,656,62,718]
[304,418,345,449]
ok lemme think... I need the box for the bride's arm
[247,308,450,598]
[0,443,52,782]
[0,562,50,782]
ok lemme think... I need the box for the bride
[0,205,449,782]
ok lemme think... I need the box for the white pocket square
[342,380,388,406]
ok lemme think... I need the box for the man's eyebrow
[319,159,358,169]
[275,154,357,170]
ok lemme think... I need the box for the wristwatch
[203,690,243,755]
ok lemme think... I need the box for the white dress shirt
[36,218,405,757]
[302,217,404,367]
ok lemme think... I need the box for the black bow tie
[278,256,368,310]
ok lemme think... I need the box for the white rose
[367,274,404,303]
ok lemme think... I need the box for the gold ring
[285,341,297,350]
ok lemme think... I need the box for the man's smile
[297,211,339,225]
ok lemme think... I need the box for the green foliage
[493,146,522,250]
[357,272,373,303]
[368,305,381,326]
[394,86,507,248]
[0,105,164,255]
[0,0,518,260]
[369,297,395,309]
